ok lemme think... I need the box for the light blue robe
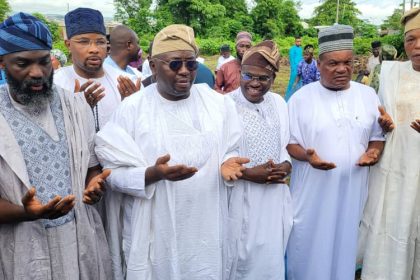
[285,45,302,102]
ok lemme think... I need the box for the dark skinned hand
[378,106,395,133]
[154,154,198,181]
[21,187,75,220]
[117,76,141,100]
[411,119,420,133]
[243,160,289,184]
[83,169,111,204]
[306,148,336,170]
[74,79,105,108]
[357,148,381,166]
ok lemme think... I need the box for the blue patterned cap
[65,8,106,39]
[0,12,52,56]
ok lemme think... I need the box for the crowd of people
[0,5,419,280]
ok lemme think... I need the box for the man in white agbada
[0,12,112,279]
[226,40,293,280]
[95,24,249,280]
[54,8,139,131]
[358,8,420,280]
[286,25,386,280]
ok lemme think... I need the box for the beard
[5,68,54,109]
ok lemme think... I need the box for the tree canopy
[0,0,11,22]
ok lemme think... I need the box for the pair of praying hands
[242,160,291,184]
[20,170,110,221]
[74,76,141,107]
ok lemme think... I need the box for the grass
[202,55,291,98]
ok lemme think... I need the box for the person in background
[292,44,320,92]
[50,49,67,70]
[216,44,235,73]
[366,40,381,73]
[285,36,302,101]
[215,31,252,94]
[368,44,398,92]
[141,41,153,79]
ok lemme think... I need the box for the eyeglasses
[71,38,107,48]
[154,58,199,72]
[241,72,271,82]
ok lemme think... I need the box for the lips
[86,56,102,65]
[30,84,44,91]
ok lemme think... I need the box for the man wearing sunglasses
[95,24,249,279]
[54,8,135,132]
[215,31,252,94]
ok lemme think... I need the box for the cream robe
[286,81,384,280]
[0,86,112,280]
[226,89,293,280]
[358,61,420,280]
[95,83,242,280]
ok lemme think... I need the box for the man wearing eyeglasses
[95,24,249,280]
[54,8,133,132]
[226,40,292,280]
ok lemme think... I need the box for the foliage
[381,33,404,57]
[32,12,61,43]
[0,0,10,22]
[310,0,361,27]
[114,0,153,22]
[251,0,302,38]
[381,8,403,32]
[355,21,378,38]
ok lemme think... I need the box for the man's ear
[150,58,157,75]
[64,39,71,50]
[0,56,4,69]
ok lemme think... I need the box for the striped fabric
[0,12,52,56]
[65,8,106,39]
[318,24,353,55]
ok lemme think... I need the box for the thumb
[100,169,112,179]
[136,78,141,90]
[234,157,250,164]
[21,187,36,205]
[306,148,315,156]
[74,79,80,94]
[378,106,386,116]
[156,154,171,165]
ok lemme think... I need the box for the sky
[10,0,401,25]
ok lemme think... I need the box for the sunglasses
[154,58,199,72]
[241,72,271,82]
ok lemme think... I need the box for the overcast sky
[11,0,401,25]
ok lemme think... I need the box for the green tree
[381,8,403,31]
[252,0,302,38]
[32,12,61,43]
[0,0,11,22]
[114,0,153,22]
[310,0,361,27]
[355,21,378,37]
[155,0,226,36]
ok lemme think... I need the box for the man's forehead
[160,50,196,59]
[4,50,50,61]
[71,33,106,40]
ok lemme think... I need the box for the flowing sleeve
[287,91,304,146]
[221,96,243,164]
[95,95,154,199]
[273,93,292,163]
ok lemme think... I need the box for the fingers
[165,165,198,181]
[118,76,138,99]
[411,119,420,133]
[74,79,81,94]
[135,78,141,91]
[21,187,36,205]
[314,161,336,170]
[233,157,250,165]
[306,148,315,156]
[82,81,105,107]
[79,80,95,92]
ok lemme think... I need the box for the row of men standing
[0,6,419,280]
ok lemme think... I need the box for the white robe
[54,63,123,128]
[95,83,242,280]
[226,89,293,280]
[358,61,420,280]
[286,81,384,280]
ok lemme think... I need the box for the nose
[28,64,44,79]
[177,62,189,75]
[87,42,100,53]
[336,63,347,73]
